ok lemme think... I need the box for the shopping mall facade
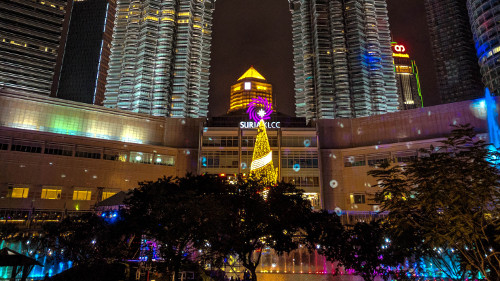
[0,87,492,219]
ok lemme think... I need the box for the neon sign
[247,97,273,122]
[241,97,280,129]
[240,121,280,129]
[393,44,406,53]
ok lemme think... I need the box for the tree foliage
[308,212,412,281]
[123,174,230,280]
[206,179,315,281]
[369,124,500,280]
[43,213,130,266]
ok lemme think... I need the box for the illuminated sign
[244,82,251,90]
[393,44,406,53]
[240,97,279,129]
[247,97,273,122]
[393,53,410,58]
[240,121,281,129]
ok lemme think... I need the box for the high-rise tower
[57,0,116,106]
[467,0,500,96]
[104,0,215,118]
[289,0,398,121]
[424,0,484,103]
[392,43,423,110]
[0,0,72,96]
[228,67,274,114]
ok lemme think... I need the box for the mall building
[0,82,493,219]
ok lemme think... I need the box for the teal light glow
[0,240,72,278]
[486,88,500,151]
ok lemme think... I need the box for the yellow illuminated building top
[229,67,274,113]
[237,66,266,81]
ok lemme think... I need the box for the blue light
[293,163,300,172]
[303,139,311,147]
[486,88,500,152]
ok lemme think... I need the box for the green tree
[124,174,230,281]
[308,212,412,281]
[369,124,500,280]
[42,213,130,266]
[207,179,316,281]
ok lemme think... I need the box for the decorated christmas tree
[250,119,278,185]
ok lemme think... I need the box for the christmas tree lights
[250,119,278,185]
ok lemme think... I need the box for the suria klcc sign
[240,97,281,129]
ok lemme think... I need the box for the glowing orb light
[329,180,338,188]
[293,163,301,172]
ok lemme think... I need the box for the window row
[343,150,418,167]
[201,136,316,148]
[8,187,117,201]
[283,176,320,187]
[1,139,175,166]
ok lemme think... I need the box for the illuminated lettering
[239,121,281,129]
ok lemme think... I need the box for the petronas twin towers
[104,0,398,120]
[104,0,214,118]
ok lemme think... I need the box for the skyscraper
[424,0,484,103]
[0,0,72,96]
[228,67,274,114]
[467,0,500,96]
[57,0,116,105]
[392,43,423,110]
[104,0,215,118]
[289,0,398,121]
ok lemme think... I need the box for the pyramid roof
[237,66,266,81]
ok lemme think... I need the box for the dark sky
[208,0,438,117]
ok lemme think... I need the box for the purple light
[246,97,273,122]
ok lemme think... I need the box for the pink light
[246,97,273,122]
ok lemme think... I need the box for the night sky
[208,0,438,117]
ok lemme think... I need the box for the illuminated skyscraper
[0,0,72,96]
[392,43,423,110]
[467,0,500,96]
[104,0,215,117]
[57,0,116,105]
[424,0,483,103]
[289,0,398,120]
[228,67,274,114]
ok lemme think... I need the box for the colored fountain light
[246,97,273,123]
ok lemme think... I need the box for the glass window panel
[41,188,62,200]
[130,152,153,164]
[102,192,116,200]
[11,188,29,198]
[73,190,92,200]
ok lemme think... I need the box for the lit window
[73,190,91,201]
[11,188,29,198]
[350,193,366,204]
[102,192,116,200]
[244,82,251,90]
[154,154,175,166]
[41,188,62,200]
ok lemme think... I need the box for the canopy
[0,248,42,267]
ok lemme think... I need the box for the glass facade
[424,0,484,103]
[57,0,116,106]
[0,90,202,147]
[0,0,71,96]
[392,44,423,110]
[289,0,398,121]
[104,0,215,118]
[467,0,500,96]
[200,127,321,208]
